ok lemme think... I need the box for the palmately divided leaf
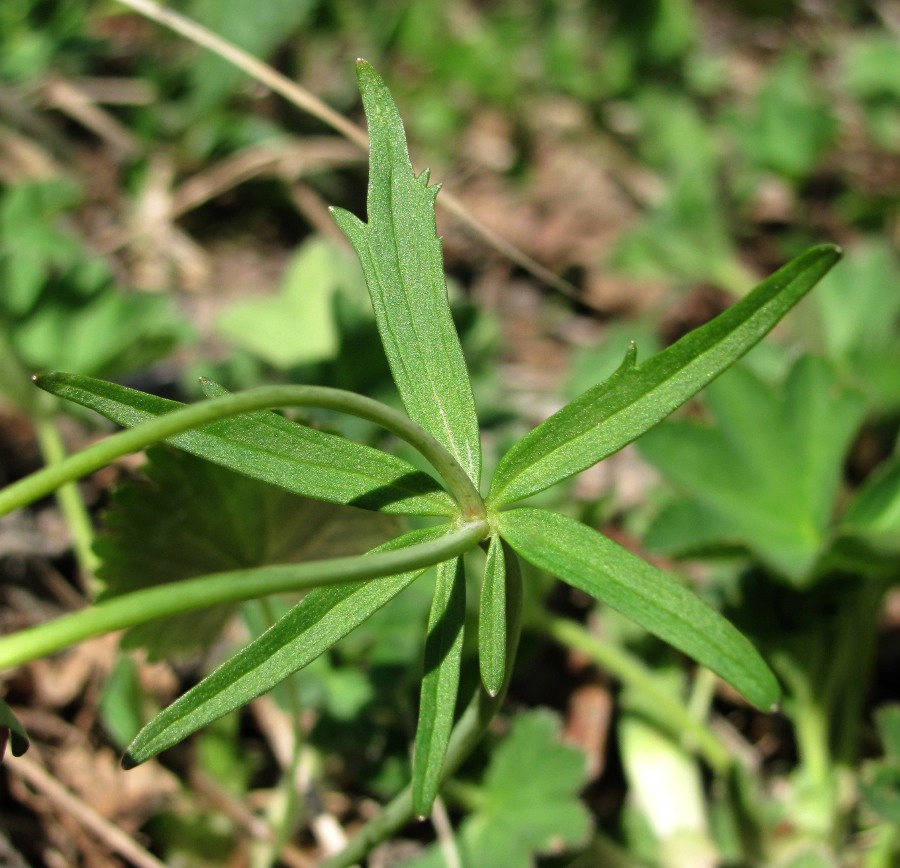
[497,508,780,710]
[840,458,900,556]
[489,244,841,507]
[407,709,590,868]
[413,557,466,818]
[123,524,453,767]
[37,371,455,517]
[330,60,481,487]
[639,357,865,583]
[97,446,400,660]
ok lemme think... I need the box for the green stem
[825,581,885,769]
[538,614,732,775]
[688,667,718,721]
[773,650,836,839]
[319,544,524,868]
[1,380,485,521]
[33,411,100,584]
[0,520,488,670]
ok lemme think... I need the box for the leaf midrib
[493,289,799,503]
[381,159,469,478]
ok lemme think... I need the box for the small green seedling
[0,61,841,843]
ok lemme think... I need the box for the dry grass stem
[42,77,140,159]
[111,0,575,295]
[8,753,167,868]
[171,139,361,217]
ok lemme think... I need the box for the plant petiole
[0,519,488,670]
[0,380,485,522]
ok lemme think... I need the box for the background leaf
[841,31,900,151]
[738,51,837,179]
[640,357,866,583]
[839,458,900,558]
[405,709,589,868]
[216,237,352,369]
[811,241,900,413]
[331,61,482,486]
[96,446,401,659]
[186,0,316,117]
[609,91,748,290]
[860,706,900,823]
[0,180,187,383]
[498,507,780,710]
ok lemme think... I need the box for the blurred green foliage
[1,1,899,866]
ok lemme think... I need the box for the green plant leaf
[609,91,749,291]
[0,180,186,377]
[478,535,507,698]
[739,51,837,179]
[37,371,456,517]
[99,656,145,749]
[13,289,186,379]
[841,33,900,152]
[840,458,900,557]
[859,707,900,826]
[123,524,454,767]
[187,0,316,116]
[96,446,400,660]
[812,241,900,412]
[488,244,840,508]
[412,558,466,818]
[640,357,866,582]
[330,60,481,487]
[860,764,900,824]
[216,237,348,369]
[405,709,590,868]
[875,705,900,762]
[0,696,29,759]
[497,508,780,710]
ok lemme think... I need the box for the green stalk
[0,344,98,584]
[825,581,886,769]
[0,520,487,669]
[773,650,836,839]
[319,544,524,868]
[538,614,732,775]
[1,381,485,521]
[33,411,100,584]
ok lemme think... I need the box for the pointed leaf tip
[0,698,29,759]
[413,558,466,817]
[335,61,482,487]
[498,508,781,710]
[488,244,843,507]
